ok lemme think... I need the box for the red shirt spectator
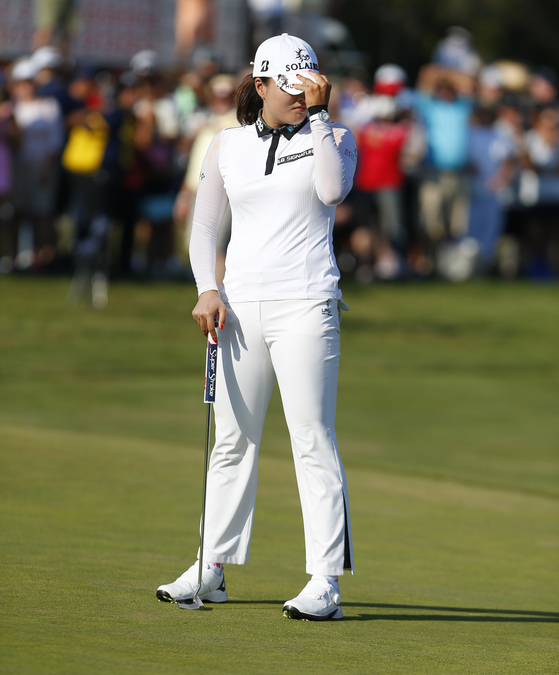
[355,120,409,191]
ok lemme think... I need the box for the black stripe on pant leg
[343,493,352,570]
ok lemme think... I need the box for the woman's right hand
[192,290,227,343]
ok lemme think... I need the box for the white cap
[32,46,63,70]
[130,50,159,77]
[374,64,406,84]
[11,58,38,81]
[252,33,319,95]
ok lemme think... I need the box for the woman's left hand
[293,71,332,108]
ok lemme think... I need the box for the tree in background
[329,0,559,81]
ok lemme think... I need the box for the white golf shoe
[156,562,228,603]
[283,577,343,621]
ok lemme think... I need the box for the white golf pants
[201,298,354,576]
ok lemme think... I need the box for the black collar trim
[255,110,308,140]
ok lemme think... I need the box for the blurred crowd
[1,27,558,307]
[336,28,559,283]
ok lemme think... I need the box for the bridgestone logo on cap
[261,60,269,72]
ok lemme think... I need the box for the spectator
[517,106,559,277]
[111,71,143,277]
[528,68,557,107]
[175,71,206,139]
[132,59,181,275]
[431,26,482,77]
[350,64,407,130]
[32,45,82,118]
[63,68,132,307]
[337,76,368,130]
[477,65,504,108]
[10,57,64,270]
[524,106,559,205]
[467,106,515,268]
[415,64,474,247]
[353,74,411,279]
[494,92,526,154]
[0,71,18,269]
[176,74,238,285]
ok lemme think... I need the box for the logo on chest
[277,148,314,165]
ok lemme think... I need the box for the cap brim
[273,70,318,95]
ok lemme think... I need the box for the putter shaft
[196,400,212,596]
[179,330,217,610]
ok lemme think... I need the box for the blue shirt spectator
[416,90,472,170]
[467,108,515,263]
[469,116,515,197]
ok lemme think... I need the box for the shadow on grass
[228,601,559,622]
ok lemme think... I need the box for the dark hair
[235,74,269,125]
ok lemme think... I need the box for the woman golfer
[157,34,357,621]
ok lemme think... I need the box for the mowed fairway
[1,277,558,675]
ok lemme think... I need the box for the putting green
[1,278,558,674]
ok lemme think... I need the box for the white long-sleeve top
[189,115,357,301]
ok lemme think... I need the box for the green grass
[1,277,558,674]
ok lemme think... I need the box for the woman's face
[255,77,307,128]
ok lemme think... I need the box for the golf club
[177,322,218,610]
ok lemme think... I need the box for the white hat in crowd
[252,33,319,95]
[373,64,407,96]
[32,46,63,70]
[11,58,38,81]
[130,50,160,77]
[374,64,406,85]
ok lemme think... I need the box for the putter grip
[203,332,218,404]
